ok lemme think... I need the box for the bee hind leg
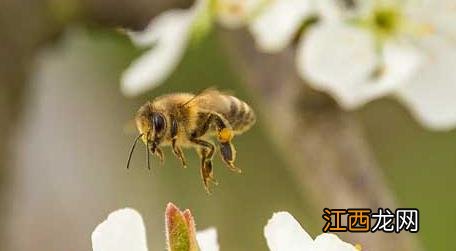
[219,140,241,173]
[212,114,242,173]
[172,138,187,168]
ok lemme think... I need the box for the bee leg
[154,147,164,166]
[192,138,217,193]
[219,141,241,173]
[197,148,218,194]
[212,114,242,173]
[171,139,187,168]
[150,143,165,166]
[169,118,186,168]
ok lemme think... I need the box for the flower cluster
[121,0,456,130]
[91,204,360,251]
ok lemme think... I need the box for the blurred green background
[1,19,455,251]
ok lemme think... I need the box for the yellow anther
[218,128,233,143]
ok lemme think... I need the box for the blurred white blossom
[91,207,219,251]
[92,208,148,251]
[121,0,211,97]
[264,212,359,251]
[121,0,262,96]
[297,0,456,130]
[195,228,220,251]
[248,0,315,52]
[121,0,307,96]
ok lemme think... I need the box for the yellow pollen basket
[218,128,233,143]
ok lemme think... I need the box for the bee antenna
[126,133,143,169]
[146,135,151,170]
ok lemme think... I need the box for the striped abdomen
[224,96,256,133]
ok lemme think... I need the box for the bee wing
[182,87,223,107]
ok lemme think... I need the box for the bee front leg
[170,118,186,168]
[192,138,217,193]
[150,142,165,166]
[154,147,164,165]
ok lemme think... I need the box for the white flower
[249,0,315,52]
[196,228,220,251]
[121,0,210,97]
[92,208,148,251]
[264,212,358,251]
[395,35,456,130]
[91,208,219,251]
[297,0,456,130]
[297,21,422,108]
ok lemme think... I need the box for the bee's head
[126,102,167,170]
[135,102,167,145]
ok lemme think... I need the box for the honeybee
[126,89,256,193]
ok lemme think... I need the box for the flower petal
[297,22,379,108]
[196,228,220,251]
[314,233,358,251]
[405,0,456,40]
[298,23,422,108]
[121,9,194,96]
[249,0,314,52]
[316,0,353,21]
[264,212,313,251]
[359,39,423,99]
[396,35,456,130]
[91,208,148,251]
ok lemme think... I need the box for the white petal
[314,234,358,251]
[92,208,148,251]
[125,0,208,47]
[297,23,379,108]
[264,212,313,251]
[121,10,193,96]
[125,9,192,48]
[196,228,220,251]
[316,0,350,21]
[396,35,456,130]
[359,39,423,99]
[328,40,421,107]
[249,0,314,52]
[405,0,456,40]
[216,0,262,28]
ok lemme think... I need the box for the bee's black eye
[152,113,165,134]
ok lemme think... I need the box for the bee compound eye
[153,113,165,133]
